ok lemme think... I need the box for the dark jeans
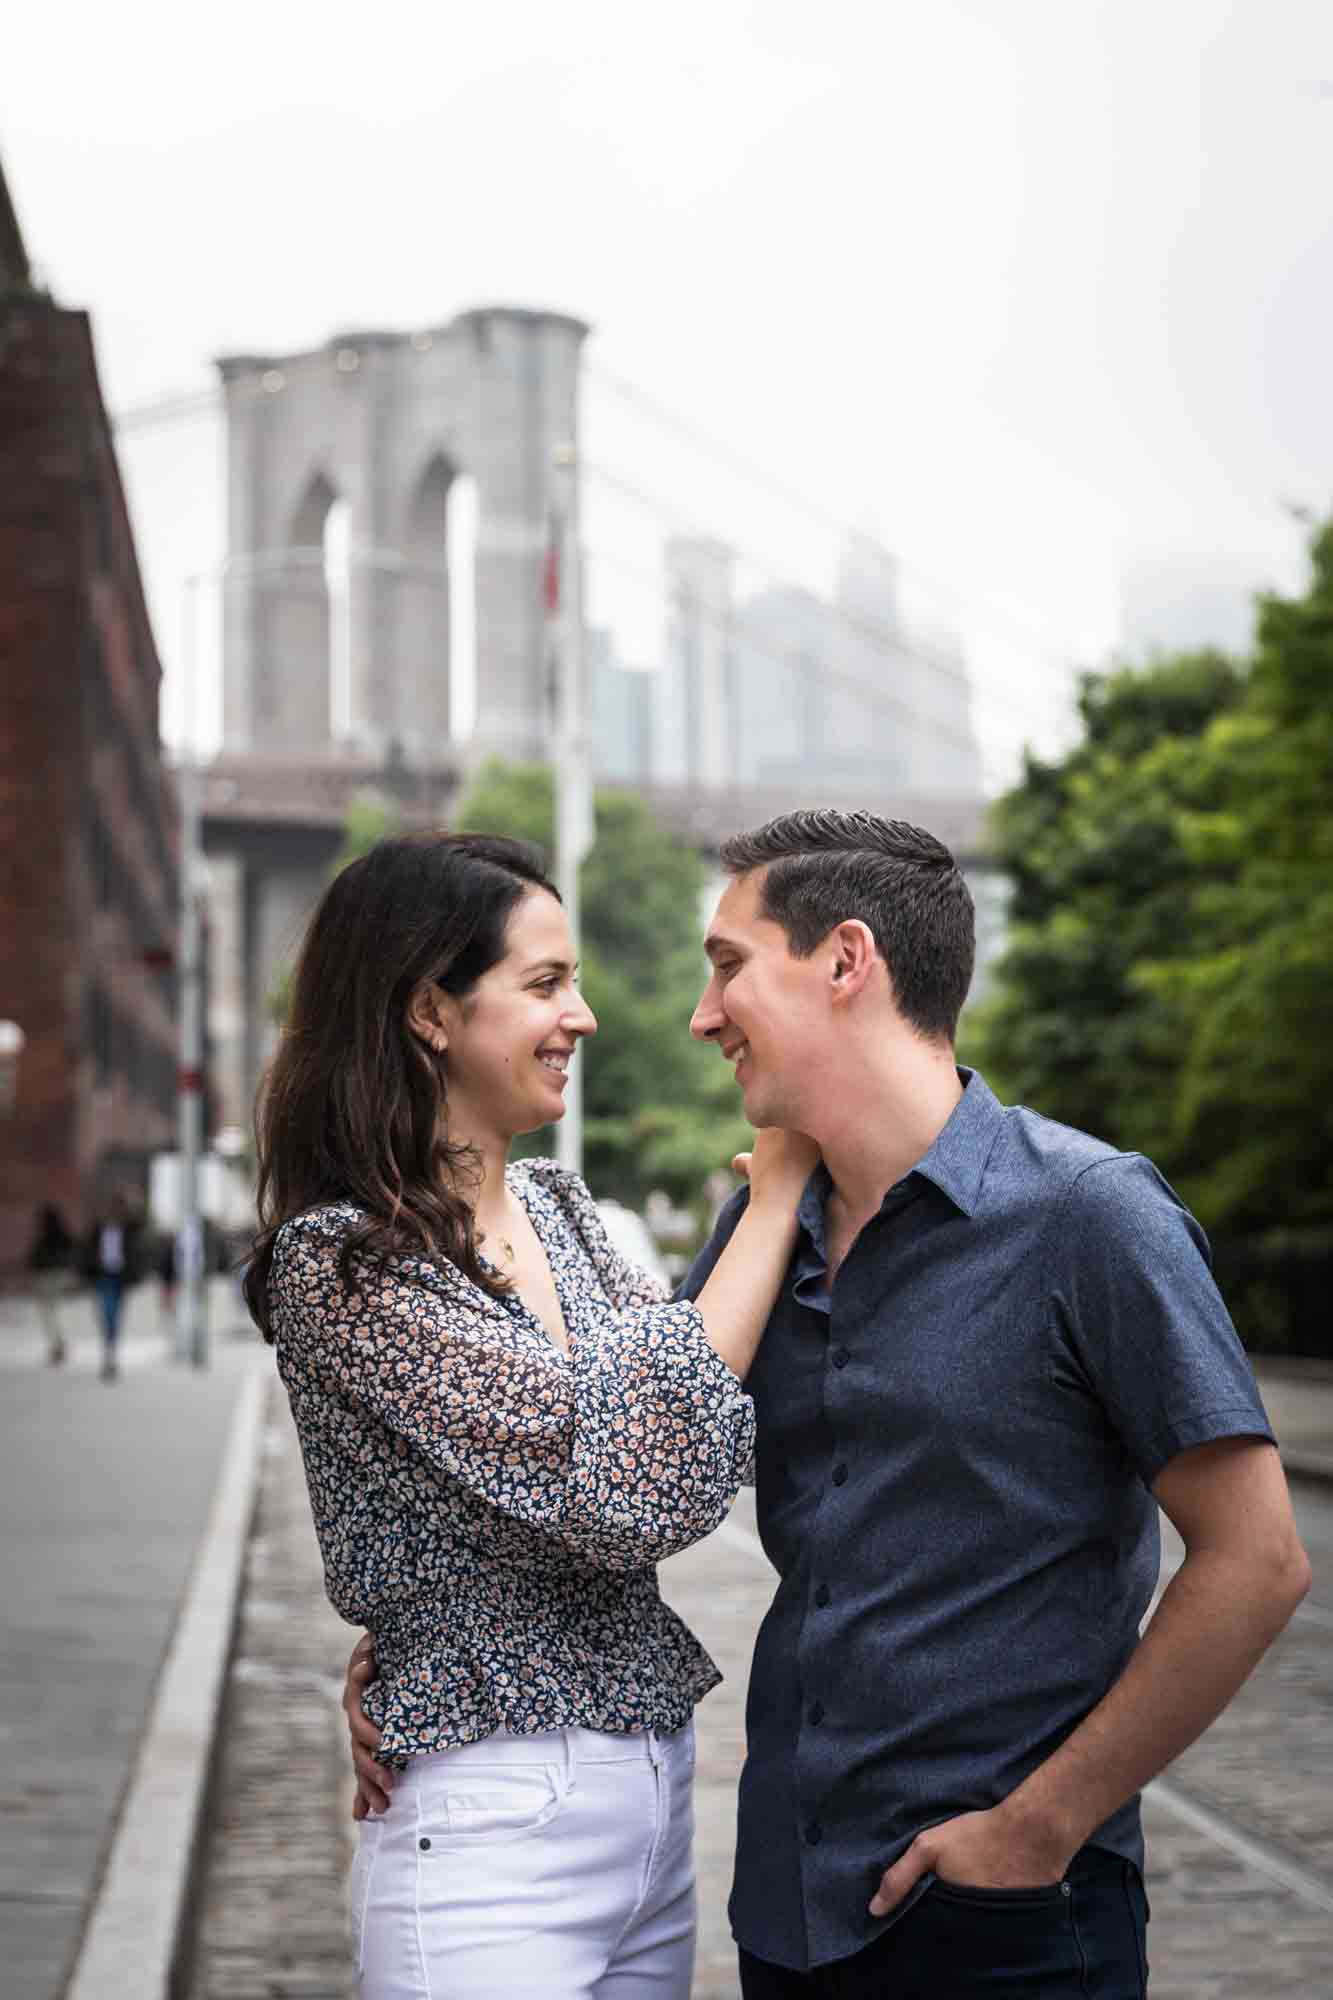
[738,1846,1149,1999]
[94,1274,126,1348]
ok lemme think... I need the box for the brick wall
[0,294,178,1269]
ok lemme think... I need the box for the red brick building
[0,160,178,1268]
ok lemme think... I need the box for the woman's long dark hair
[244,831,558,1341]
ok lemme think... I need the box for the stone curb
[64,1361,269,2000]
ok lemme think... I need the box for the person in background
[155,1230,179,1325]
[81,1193,143,1381]
[26,1201,74,1366]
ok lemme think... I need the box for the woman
[245,832,814,1999]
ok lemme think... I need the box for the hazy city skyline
[4,0,1329,790]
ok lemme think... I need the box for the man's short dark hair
[719,809,975,1044]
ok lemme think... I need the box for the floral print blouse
[270,1158,755,1762]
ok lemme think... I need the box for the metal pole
[552,443,592,1176]
[175,575,208,1368]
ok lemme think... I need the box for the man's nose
[690,983,723,1042]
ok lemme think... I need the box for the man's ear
[406,980,449,1055]
[828,920,879,1003]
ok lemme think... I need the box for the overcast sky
[4,0,1330,782]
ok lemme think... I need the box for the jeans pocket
[928,1875,1071,1909]
[421,1761,569,1847]
[348,1817,384,1974]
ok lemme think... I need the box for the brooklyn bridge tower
[201,306,588,1131]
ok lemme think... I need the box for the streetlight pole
[551,442,593,1175]
[175,573,208,1367]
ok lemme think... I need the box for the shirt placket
[791,1185,917,1950]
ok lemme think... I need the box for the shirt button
[808,1701,825,1726]
[832,1463,848,1486]
[814,1583,831,1607]
[831,1348,849,1369]
[805,1820,823,1846]
[419,1837,432,1851]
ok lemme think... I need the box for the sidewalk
[1254,1358,1333,1483]
[0,1279,261,2000]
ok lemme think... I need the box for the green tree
[457,761,750,1207]
[967,651,1245,1157]
[1139,525,1333,1242]
[970,521,1333,1351]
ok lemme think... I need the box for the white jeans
[351,1722,697,1999]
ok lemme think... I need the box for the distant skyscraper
[655,540,734,786]
[643,529,983,801]
[588,628,653,784]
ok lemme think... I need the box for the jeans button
[419,1836,432,1851]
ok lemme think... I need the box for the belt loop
[563,1725,578,1793]
[646,1729,663,1770]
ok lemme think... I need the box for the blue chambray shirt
[679,1069,1276,1973]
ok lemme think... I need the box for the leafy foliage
[457,762,751,1208]
[967,652,1246,1155]
[1137,525,1333,1240]
[971,524,1333,1351]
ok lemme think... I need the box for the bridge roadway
[183,1381,1333,2000]
[194,750,994,863]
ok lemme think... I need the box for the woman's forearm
[694,1197,799,1378]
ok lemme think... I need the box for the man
[345,809,1309,1997]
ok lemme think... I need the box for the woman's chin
[514,1099,566,1135]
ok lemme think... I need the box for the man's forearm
[1000,1546,1309,1857]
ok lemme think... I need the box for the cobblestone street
[189,1392,1333,1998]
[186,1388,357,2000]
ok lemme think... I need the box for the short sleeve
[1050,1155,1276,1488]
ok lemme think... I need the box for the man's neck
[814,1047,964,1223]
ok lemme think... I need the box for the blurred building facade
[0,164,178,1266]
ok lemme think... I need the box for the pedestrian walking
[155,1230,178,1323]
[26,1202,74,1366]
[81,1194,143,1381]
[339,808,1310,2000]
[245,831,815,1999]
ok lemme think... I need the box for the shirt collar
[795,1065,1003,1245]
[908,1067,1003,1218]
